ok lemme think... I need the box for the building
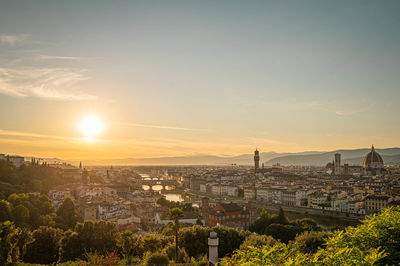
[334,153,341,175]
[244,186,256,200]
[81,203,98,221]
[363,145,385,176]
[227,185,238,197]
[364,194,390,214]
[281,189,296,206]
[256,187,269,202]
[0,154,25,167]
[208,202,256,229]
[254,149,260,172]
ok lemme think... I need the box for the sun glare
[78,115,104,138]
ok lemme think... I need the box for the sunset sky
[0,0,399,161]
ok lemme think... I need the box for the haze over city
[1,0,400,162]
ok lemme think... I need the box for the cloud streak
[0,67,97,101]
[120,122,201,131]
[0,34,29,46]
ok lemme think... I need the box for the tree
[0,221,19,265]
[75,220,119,255]
[294,218,321,232]
[12,204,30,227]
[143,235,162,254]
[240,234,277,250]
[24,226,62,264]
[12,227,32,263]
[145,252,169,266]
[333,207,400,265]
[264,223,304,244]
[56,198,77,229]
[295,231,330,254]
[249,209,272,234]
[118,230,144,259]
[59,230,83,262]
[276,207,289,225]
[168,207,184,261]
[0,200,13,222]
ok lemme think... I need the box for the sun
[78,115,104,138]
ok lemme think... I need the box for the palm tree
[168,207,184,262]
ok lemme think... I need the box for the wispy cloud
[0,34,30,46]
[121,122,199,131]
[37,55,83,61]
[0,67,97,101]
[0,34,99,101]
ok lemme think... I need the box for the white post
[208,231,219,265]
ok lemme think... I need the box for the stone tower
[254,149,260,172]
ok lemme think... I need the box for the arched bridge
[139,179,180,190]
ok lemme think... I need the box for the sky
[0,0,399,161]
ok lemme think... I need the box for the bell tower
[254,149,260,172]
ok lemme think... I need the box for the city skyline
[1,0,400,160]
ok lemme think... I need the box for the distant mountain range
[265,148,400,166]
[20,148,400,166]
[77,148,400,166]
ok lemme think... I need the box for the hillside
[265,148,400,166]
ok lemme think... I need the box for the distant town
[2,144,399,234]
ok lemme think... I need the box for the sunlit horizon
[0,1,399,161]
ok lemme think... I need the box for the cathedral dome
[363,145,383,168]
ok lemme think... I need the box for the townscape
[3,144,400,235]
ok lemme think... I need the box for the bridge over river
[138,178,180,191]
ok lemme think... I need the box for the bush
[240,234,277,250]
[145,252,170,266]
[23,226,62,264]
[164,243,189,263]
[295,231,330,254]
[264,223,304,244]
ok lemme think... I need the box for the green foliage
[240,233,277,250]
[143,235,162,253]
[0,199,13,222]
[293,217,322,231]
[117,230,144,259]
[164,243,189,263]
[178,225,245,259]
[221,240,384,265]
[85,251,119,265]
[264,223,304,244]
[75,220,119,255]
[295,231,330,254]
[277,207,289,224]
[332,207,400,265]
[168,207,184,262]
[0,221,19,265]
[60,230,83,262]
[24,226,62,264]
[221,209,400,265]
[60,220,119,261]
[13,204,30,227]
[12,227,33,262]
[145,252,170,266]
[157,197,198,212]
[56,198,77,230]
[7,193,55,228]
